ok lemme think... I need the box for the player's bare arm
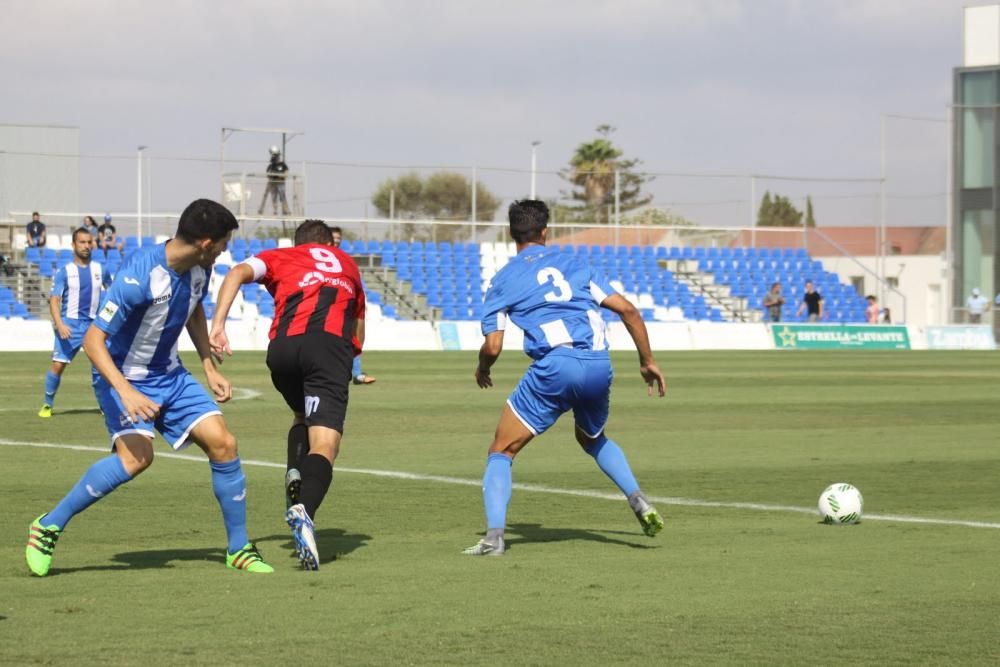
[187,302,232,403]
[601,293,666,397]
[209,263,256,359]
[82,324,160,422]
[48,295,70,339]
[476,331,504,389]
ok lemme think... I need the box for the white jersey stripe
[122,266,172,380]
[65,264,81,319]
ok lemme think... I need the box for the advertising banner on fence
[925,326,997,350]
[771,324,910,350]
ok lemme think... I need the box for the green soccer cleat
[37,405,52,419]
[628,491,665,537]
[26,515,61,576]
[636,507,664,537]
[226,543,274,573]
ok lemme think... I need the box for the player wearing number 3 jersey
[209,220,365,570]
[463,200,667,556]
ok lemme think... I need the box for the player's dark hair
[72,227,92,243]
[32,211,39,218]
[508,199,549,244]
[295,219,333,246]
[175,199,239,243]
[328,225,343,235]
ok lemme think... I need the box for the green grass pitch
[1,350,998,665]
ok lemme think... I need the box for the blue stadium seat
[263,238,278,250]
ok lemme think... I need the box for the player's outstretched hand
[56,323,72,340]
[206,368,233,403]
[208,326,231,364]
[475,366,493,389]
[120,384,161,423]
[640,363,666,397]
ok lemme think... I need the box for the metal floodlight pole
[472,166,478,241]
[879,114,887,307]
[530,140,541,199]
[750,175,756,247]
[944,105,953,324]
[614,169,621,246]
[137,145,147,245]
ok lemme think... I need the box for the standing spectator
[83,215,100,239]
[966,288,989,324]
[97,214,125,254]
[257,146,291,216]
[865,295,880,324]
[762,282,785,323]
[796,280,824,322]
[26,212,46,248]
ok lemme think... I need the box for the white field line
[2,438,999,530]
[0,386,262,413]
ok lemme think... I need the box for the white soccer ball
[817,483,863,525]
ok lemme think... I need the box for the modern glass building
[955,5,1000,329]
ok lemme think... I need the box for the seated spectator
[83,215,100,239]
[865,295,879,324]
[26,212,46,248]
[97,214,124,253]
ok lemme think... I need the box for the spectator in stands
[966,288,989,324]
[796,280,823,322]
[97,214,125,254]
[865,295,880,324]
[83,215,100,239]
[26,212,46,248]
[331,225,375,385]
[257,146,291,216]
[762,282,785,322]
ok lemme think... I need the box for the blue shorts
[507,349,612,438]
[94,368,222,450]
[52,319,92,364]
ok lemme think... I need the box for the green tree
[804,196,816,228]
[756,191,805,227]
[371,171,501,242]
[560,125,653,224]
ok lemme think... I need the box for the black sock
[299,454,333,519]
[287,424,308,471]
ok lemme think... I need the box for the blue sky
[3,0,970,227]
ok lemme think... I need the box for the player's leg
[156,370,271,573]
[352,355,375,384]
[39,359,67,417]
[573,358,663,537]
[186,414,272,573]
[285,423,339,570]
[26,430,149,577]
[285,414,307,508]
[40,324,83,416]
[464,359,564,556]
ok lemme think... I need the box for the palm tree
[560,125,652,224]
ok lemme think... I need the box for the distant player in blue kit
[38,227,110,417]
[464,199,666,556]
[26,199,273,576]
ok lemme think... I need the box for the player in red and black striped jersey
[209,220,365,570]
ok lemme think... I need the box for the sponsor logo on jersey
[123,276,141,286]
[99,301,119,322]
[153,291,172,305]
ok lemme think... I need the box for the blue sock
[43,455,132,529]
[210,458,248,554]
[483,453,513,530]
[352,356,362,378]
[44,371,61,407]
[585,436,640,498]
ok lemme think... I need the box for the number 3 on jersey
[310,247,343,273]
[537,267,572,302]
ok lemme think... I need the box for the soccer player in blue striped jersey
[26,199,273,575]
[38,228,111,418]
[463,199,667,556]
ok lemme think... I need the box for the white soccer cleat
[462,537,505,556]
[285,503,320,570]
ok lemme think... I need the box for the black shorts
[266,333,353,432]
